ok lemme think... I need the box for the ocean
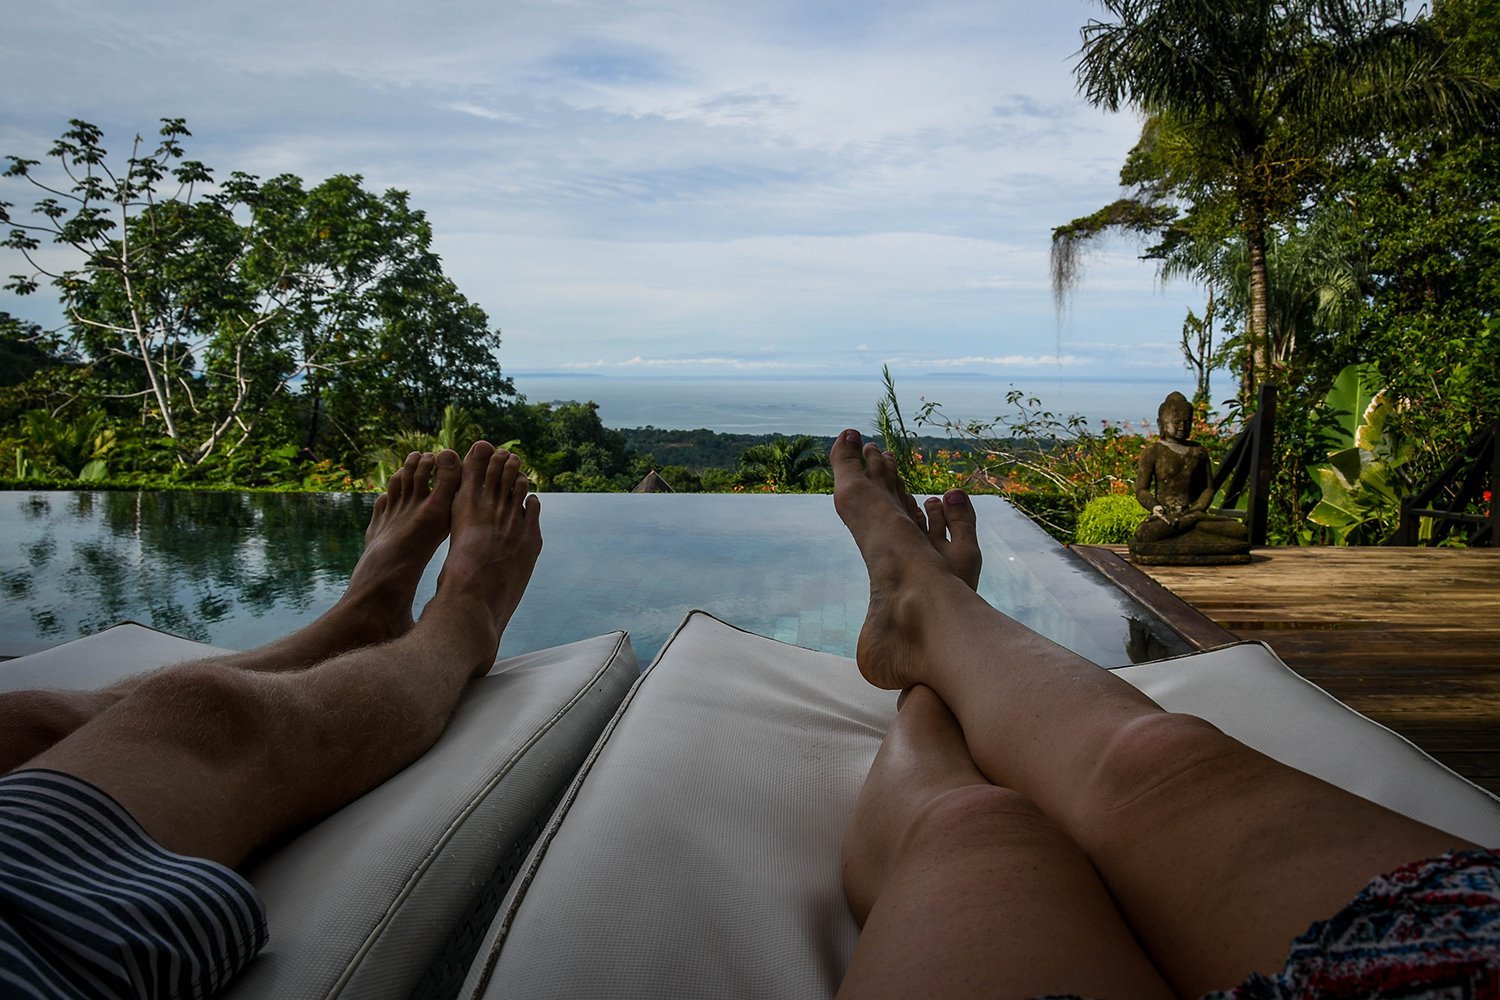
[510,373,1192,436]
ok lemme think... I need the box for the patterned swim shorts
[1213,848,1500,998]
[0,769,269,999]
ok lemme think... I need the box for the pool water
[0,491,1181,666]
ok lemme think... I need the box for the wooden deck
[1073,545,1500,794]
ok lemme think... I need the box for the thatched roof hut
[631,470,675,493]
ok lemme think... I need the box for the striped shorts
[0,769,268,999]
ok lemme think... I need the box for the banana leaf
[1320,362,1381,450]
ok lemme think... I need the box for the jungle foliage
[1042,0,1500,544]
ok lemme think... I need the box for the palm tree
[1054,0,1497,394]
[1161,202,1368,383]
[365,405,484,486]
[21,409,116,480]
[433,404,483,454]
[737,436,826,492]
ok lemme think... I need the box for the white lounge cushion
[1120,647,1500,845]
[0,622,233,689]
[463,610,1500,1000]
[0,622,639,1000]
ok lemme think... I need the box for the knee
[907,785,1065,859]
[1,690,87,741]
[0,691,93,770]
[1085,711,1249,820]
[123,662,289,773]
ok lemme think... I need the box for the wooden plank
[1093,546,1500,795]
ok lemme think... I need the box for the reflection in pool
[0,491,1181,666]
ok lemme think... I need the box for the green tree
[0,312,98,445]
[1162,203,1369,393]
[2,119,513,470]
[494,400,635,491]
[365,403,488,487]
[0,312,70,387]
[736,435,826,491]
[367,278,513,438]
[1331,0,1500,485]
[18,408,116,480]
[1055,0,1498,395]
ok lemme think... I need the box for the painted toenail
[944,490,968,506]
[842,429,860,443]
[438,451,458,467]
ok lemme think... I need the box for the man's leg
[0,450,459,773]
[831,430,1475,995]
[839,685,1172,999]
[24,441,539,867]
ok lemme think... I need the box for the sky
[0,0,1208,381]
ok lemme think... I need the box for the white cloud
[441,102,520,123]
[0,0,1206,381]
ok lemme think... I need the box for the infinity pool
[0,491,1182,666]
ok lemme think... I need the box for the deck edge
[1070,544,1240,652]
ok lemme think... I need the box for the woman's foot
[922,491,981,590]
[429,442,544,677]
[831,430,984,690]
[333,449,463,643]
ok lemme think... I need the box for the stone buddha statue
[1128,392,1251,565]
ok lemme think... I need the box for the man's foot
[430,441,543,677]
[831,430,983,690]
[334,450,463,643]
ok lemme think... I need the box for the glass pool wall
[0,492,1179,667]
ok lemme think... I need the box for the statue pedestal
[1129,531,1251,566]
[1128,548,1252,566]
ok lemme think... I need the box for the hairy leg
[830,430,1474,994]
[24,441,541,868]
[0,450,461,773]
[840,685,1172,999]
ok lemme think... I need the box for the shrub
[1075,494,1148,544]
[1000,488,1081,543]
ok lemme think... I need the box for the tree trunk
[305,392,322,454]
[1199,289,1214,407]
[1244,208,1272,400]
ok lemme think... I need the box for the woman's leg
[840,684,1172,999]
[831,431,1477,994]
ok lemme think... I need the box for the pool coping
[1069,544,1240,651]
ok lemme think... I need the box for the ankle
[324,590,410,644]
[416,593,502,666]
[890,564,974,638]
